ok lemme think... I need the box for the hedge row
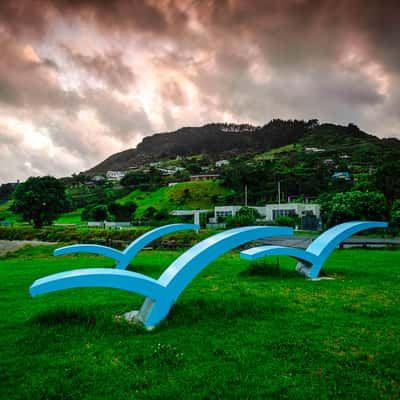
[0,226,209,249]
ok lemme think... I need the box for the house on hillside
[190,174,220,182]
[332,172,351,181]
[106,170,126,181]
[215,159,230,167]
[157,166,185,176]
[305,147,325,153]
[323,159,336,167]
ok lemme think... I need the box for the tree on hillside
[0,183,15,203]
[374,162,400,206]
[89,205,109,221]
[120,170,148,187]
[11,176,68,228]
[108,201,137,221]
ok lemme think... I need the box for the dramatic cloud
[0,0,399,182]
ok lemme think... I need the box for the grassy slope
[0,245,399,399]
[54,208,84,225]
[118,181,230,216]
[1,181,229,224]
[254,143,298,160]
[0,200,18,223]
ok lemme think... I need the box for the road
[0,240,55,257]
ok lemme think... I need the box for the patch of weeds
[151,343,184,367]
[240,259,296,278]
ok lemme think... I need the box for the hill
[87,119,400,174]
[87,120,315,174]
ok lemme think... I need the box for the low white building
[214,206,266,219]
[215,160,230,167]
[214,203,320,221]
[265,203,320,221]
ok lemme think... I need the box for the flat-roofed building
[265,203,320,221]
[214,203,320,222]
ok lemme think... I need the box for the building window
[272,209,296,219]
[216,211,233,218]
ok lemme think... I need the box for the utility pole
[278,181,281,208]
[244,185,248,206]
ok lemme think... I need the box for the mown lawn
[0,245,399,399]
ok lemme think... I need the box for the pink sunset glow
[0,0,399,181]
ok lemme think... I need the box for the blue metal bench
[54,223,199,269]
[240,221,388,279]
[30,226,293,328]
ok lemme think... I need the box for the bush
[390,200,400,235]
[0,226,208,249]
[320,191,389,227]
[89,205,109,221]
[226,206,260,227]
[273,216,297,228]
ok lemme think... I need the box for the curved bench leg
[295,262,312,277]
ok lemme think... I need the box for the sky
[0,0,399,182]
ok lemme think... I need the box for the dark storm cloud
[0,31,82,110]
[0,0,399,182]
[83,88,152,138]
[61,46,136,93]
[0,0,173,38]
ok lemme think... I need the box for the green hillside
[0,201,18,223]
[118,181,231,216]
[54,208,84,225]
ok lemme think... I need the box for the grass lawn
[0,245,399,399]
[54,208,85,225]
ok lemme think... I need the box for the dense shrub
[0,227,208,249]
[320,191,389,227]
[225,206,260,227]
[273,216,298,228]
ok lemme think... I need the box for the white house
[215,160,230,167]
[106,170,126,181]
[305,147,325,153]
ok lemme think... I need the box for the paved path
[256,235,400,249]
[0,240,55,257]
[256,235,313,248]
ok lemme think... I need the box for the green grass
[54,208,85,225]
[0,246,399,399]
[254,144,298,160]
[0,200,19,223]
[119,181,231,216]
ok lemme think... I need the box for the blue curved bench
[30,225,293,328]
[54,223,199,269]
[240,221,388,279]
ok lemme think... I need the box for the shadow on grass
[167,297,289,328]
[239,260,299,279]
[29,305,150,337]
[30,308,98,327]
